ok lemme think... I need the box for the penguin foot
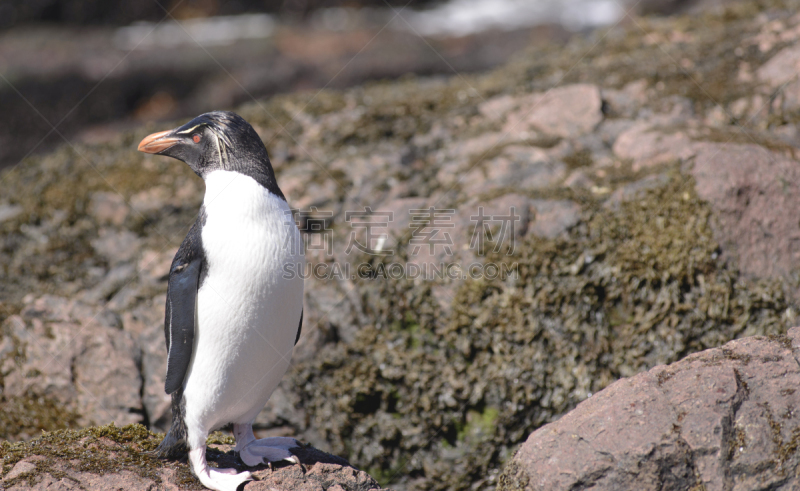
[190,446,252,491]
[197,467,252,491]
[239,437,300,467]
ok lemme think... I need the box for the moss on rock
[0,396,81,442]
[0,423,198,488]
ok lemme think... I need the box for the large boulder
[499,327,800,491]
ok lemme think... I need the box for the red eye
[192,134,201,143]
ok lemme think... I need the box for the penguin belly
[182,170,304,449]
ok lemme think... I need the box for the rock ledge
[0,424,383,491]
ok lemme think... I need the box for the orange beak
[137,130,182,154]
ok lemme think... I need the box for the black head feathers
[138,111,284,199]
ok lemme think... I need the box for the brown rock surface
[0,296,143,429]
[499,327,800,491]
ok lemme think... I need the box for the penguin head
[137,111,278,186]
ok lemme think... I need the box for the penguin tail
[153,390,188,459]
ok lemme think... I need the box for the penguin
[138,111,304,491]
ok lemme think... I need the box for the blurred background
[0,0,729,171]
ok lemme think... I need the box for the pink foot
[190,446,252,491]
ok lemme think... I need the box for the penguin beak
[138,130,182,154]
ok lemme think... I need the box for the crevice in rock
[668,436,705,491]
[721,368,751,491]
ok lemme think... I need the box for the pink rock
[479,94,517,121]
[689,142,800,285]
[757,43,800,87]
[500,327,800,491]
[612,123,695,171]
[0,295,143,428]
[604,174,670,209]
[504,84,603,139]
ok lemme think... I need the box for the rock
[528,200,581,239]
[456,193,532,254]
[376,196,432,255]
[0,203,23,223]
[601,80,648,119]
[122,297,171,432]
[612,123,695,171]
[757,43,800,88]
[479,94,518,121]
[489,145,567,191]
[504,84,604,139]
[0,296,143,428]
[563,169,594,190]
[294,277,361,355]
[90,229,142,266]
[81,264,137,304]
[3,461,37,482]
[499,328,800,491]
[88,192,130,226]
[750,42,800,114]
[689,143,800,284]
[0,424,384,491]
[774,79,800,114]
[128,186,174,214]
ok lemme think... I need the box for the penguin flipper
[164,257,202,395]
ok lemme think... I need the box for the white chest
[201,170,300,279]
[183,170,304,428]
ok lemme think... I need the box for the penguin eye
[192,134,202,143]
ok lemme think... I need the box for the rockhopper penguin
[138,111,304,491]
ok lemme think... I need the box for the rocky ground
[0,424,383,490]
[4,0,800,489]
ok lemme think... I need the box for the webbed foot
[239,437,300,467]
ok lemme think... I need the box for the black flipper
[295,309,303,345]
[155,210,206,458]
[164,258,201,394]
